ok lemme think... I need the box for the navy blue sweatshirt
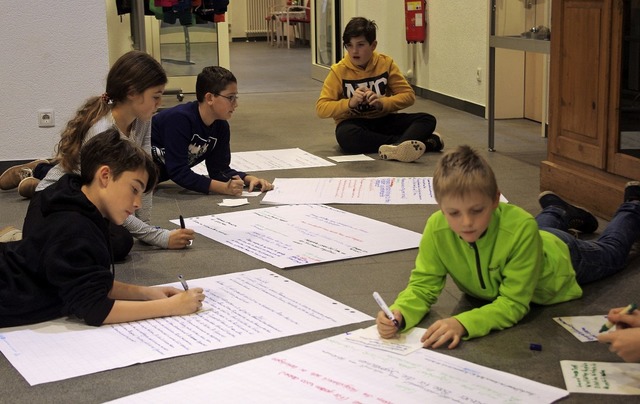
[151,101,246,194]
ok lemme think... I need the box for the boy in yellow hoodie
[316,17,442,163]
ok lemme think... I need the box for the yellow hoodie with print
[316,51,415,125]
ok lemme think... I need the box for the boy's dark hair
[195,66,237,102]
[433,145,499,203]
[80,128,158,193]
[342,17,377,46]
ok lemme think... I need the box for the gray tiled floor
[1,42,639,403]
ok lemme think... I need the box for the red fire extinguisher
[405,0,426,43]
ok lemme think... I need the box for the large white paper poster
[0,269,372,385]
[262,177,437,205]
[260,177,510,205]
[174,204,422,268]
[192,148,334,175]
[110,329,569,404]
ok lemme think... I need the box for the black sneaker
[624,181,640,203]
[538,191,598,233]
[425,132,444,152]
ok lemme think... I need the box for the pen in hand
[178,274,189,291]
[600,303,637,332]
[373,291,400,329]
[175,199,193,246]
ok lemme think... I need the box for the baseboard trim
[232,36,268,42]
[0,160,36,174]
[413,85,485,118]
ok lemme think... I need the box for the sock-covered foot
[378,140,426,162]
[538,191,598,233]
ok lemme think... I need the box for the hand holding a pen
[376,309,404,338]
[373,292,402,338]
[601,304,640,330]
[223,175,245,196]
[168,228,195,249]
[168,287,205,314]
[597,304,640,362]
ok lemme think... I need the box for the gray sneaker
[0,226,22,242]
[378,140,426,162]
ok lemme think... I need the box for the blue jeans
[536,202,640,284]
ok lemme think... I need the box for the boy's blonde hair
[433,145,498,202]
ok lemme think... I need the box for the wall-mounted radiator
[246,0,270,35]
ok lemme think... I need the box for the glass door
[311,0,341,81]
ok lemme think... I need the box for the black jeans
[335,112,437,154]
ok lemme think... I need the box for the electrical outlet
[476,67,482,83]
[38,109,55,127]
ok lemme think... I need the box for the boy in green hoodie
[377,145,640,349]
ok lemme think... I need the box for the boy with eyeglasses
[151,66,272,196]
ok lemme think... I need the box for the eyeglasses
[215,93,239,103]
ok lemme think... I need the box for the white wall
[0,2,110,161]
[352,0,488,108]
[0,1,490,162]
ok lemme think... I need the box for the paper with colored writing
[560,360,640,394]
[260,177,510,205]
[108,327,569,403]
[553,315,610,342]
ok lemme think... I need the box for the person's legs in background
[0,159,49,192]
[335,113,442,163]
[17,160,55,198]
